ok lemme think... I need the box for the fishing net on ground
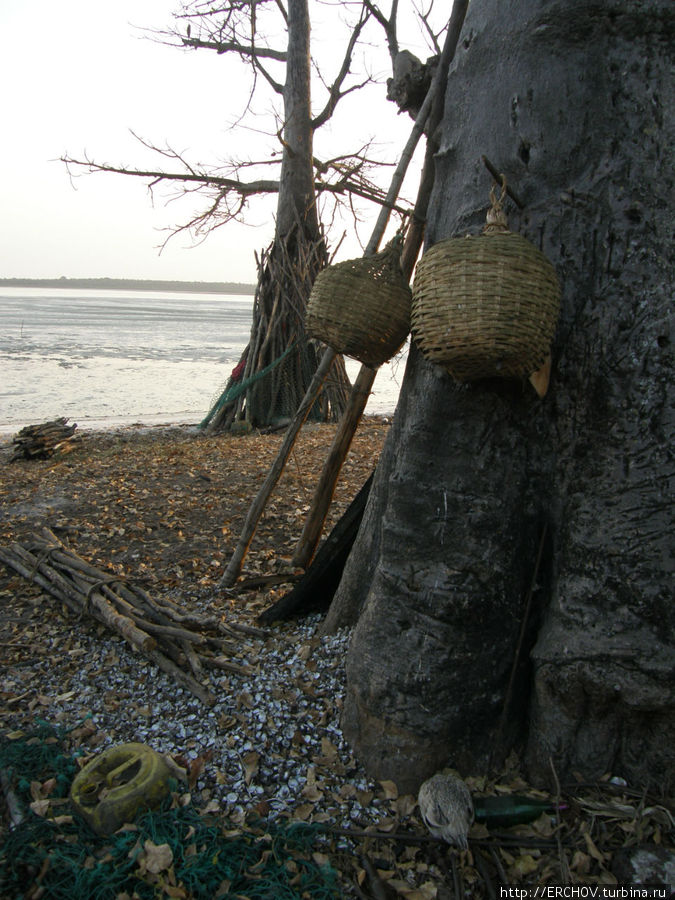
[0,722,339,899]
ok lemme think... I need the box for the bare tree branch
[311,3,371,129]
[181,35,286,60]
[249,52,284,94]
[363,0,399,63]
[413,0,445,55]
[60,147,409,226]
[61,153,280,197]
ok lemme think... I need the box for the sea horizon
[0,284,404,436]
[0,276,256,295]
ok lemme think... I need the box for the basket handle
[483,176,510,234]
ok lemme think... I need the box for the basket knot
[483,176,510,234]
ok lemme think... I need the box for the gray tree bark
[209,0,350,431]
[276,0,319,242]
[325,0,674,794]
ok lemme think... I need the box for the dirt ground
[0,417,387,635]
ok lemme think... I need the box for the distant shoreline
[0,277,255,295]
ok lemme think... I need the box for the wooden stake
[291,1,470,567]
[219,347,337,587]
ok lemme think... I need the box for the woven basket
[305,239,412,368]
[411,192,560,382]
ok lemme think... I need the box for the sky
[0,1,431,284]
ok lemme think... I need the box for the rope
[483,175,510,233]
[199,340,298,429]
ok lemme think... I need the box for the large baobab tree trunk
[324,0,674,794]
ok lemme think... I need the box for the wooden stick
[291,1,470,568]
[292,366,376,567]
[145,647,216,707]
[219,6,473,587]
[0,532,258,706]
[317,824,561,849]
[180,638,204,678]
[202,656,253,676]
[10,419,79,461]
[0,543,157,654]
[219,347,337,587]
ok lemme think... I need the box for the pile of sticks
[10,418,79,462]
[0,529,266,705]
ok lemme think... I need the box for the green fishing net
[200,342,298,430]
[0,723,339,899]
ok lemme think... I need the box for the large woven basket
[411,190,560,382]
[305,239,412,368]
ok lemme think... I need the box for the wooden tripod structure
[220,1,470,589]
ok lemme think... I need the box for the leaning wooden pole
[220,2,469,587]
[220,347,337,587]
[291,226,423,568]
[291,364,377,568]
[291,0,470,568]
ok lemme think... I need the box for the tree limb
[61,150,409,220]
[181,35,286,61]
[311,3,371,129]
[363,0,399,63]
[61,155,281,195]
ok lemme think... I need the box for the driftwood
[0,529,266,705]
[10,418,79,462]
[258,474,373,624]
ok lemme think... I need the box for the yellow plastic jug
[70,742,179,835]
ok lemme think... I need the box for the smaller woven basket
[411,183,560,381]
[305,237,412,368]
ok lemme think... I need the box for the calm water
[0,287,404,433]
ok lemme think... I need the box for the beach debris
[10,417,79,462]
[70,741,185,834]
[0,528,266,705]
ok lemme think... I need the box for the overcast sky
[0,1,430,284]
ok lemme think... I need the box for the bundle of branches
[0,528,266,706]
[206,224,351,433]
[10,418,79,462]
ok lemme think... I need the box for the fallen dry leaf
[242,750,260,785]
[141,839,174,875]
[29,798,51,817]
[379,779,398,800]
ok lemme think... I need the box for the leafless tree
[62,0,442,430]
